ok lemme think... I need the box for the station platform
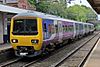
[0,43,14,63]
[84,39,100,67]
[0,43,12,51]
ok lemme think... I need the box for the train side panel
[42,19,64,45]
[42,19,60,49]
[62,21,74,40]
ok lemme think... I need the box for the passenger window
[55,25,58,33]
[48,24,52,34]
[43,23,47,32]
[63,25,65,32]
[66,25,68,32]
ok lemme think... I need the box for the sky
[68,0,91,8]
[67,0,100,20]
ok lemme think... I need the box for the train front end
[10,15,43,57]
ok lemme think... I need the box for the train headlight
[31,39,39,44]
[12,39,18,43]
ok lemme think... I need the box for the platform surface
[0,43,12,51]
[84,39,100,67]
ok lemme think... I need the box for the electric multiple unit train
[10,12,94,57]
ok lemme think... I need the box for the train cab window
[26,19,37,31]
[13,19,24,32]
[13,19,38,35]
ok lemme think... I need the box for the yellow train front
[10,13,43,57]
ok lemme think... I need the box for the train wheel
[46,43,55,52]
[63,40,68,45]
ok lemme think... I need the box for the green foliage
[36,1,50,13]
[28,0,36,8]
[28,0,97,22]
[48,2,67,18]
[28,0,68,18]
[35,1,68,18]
[67,5,97,22]
[28,0,36,5]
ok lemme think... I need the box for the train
[10,12,95,57]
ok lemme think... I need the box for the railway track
[0,58,22,67]
[0,57,40,67]
[0,32,99,67]
[54,33,100,67]
[25,32,100,67]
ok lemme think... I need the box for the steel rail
[0,58,22,67]
[78,38,100,67]
[50,32,99,67]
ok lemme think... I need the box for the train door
[82,24,85,35]
[43,19,48,40]
[84,24,88,34]
[42,19,54,40]
[54,20,59,42]
[54,20,58,34]
[73,22,76,38]
[58,21,63,43]
[75,23,79,36]
[79,23,83,35]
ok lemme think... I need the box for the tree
[28,0,36,9]
[28,0,68,18]
[28,0,97,22]
[67,5,97,22]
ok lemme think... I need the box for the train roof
[14,11,58,20]
[13,11,94,25]
[14,12,76,23]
